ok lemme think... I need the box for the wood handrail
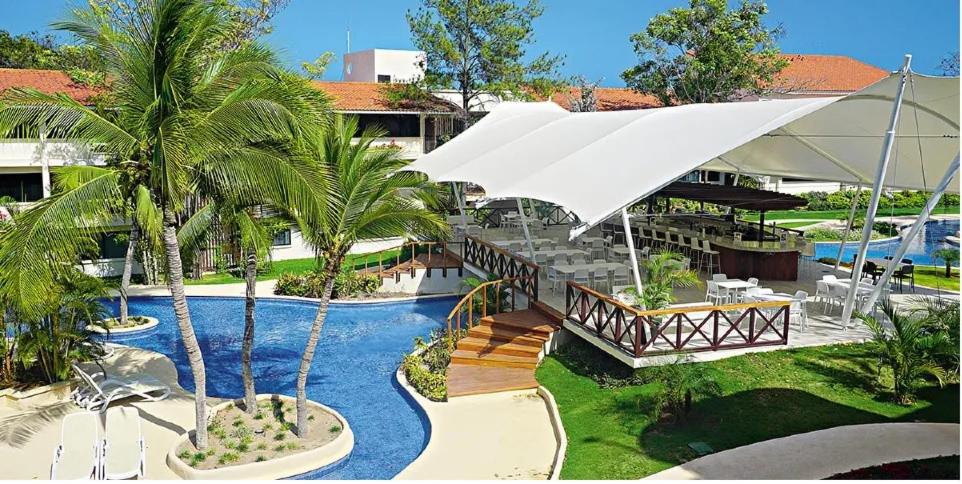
[565,281,791,318]
[464,235,540,272]
[446,275,534,351]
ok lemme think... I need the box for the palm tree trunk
[162,207,209,449]
[295,258,339,438]
[119,223,140,326]
[242,247,257,414]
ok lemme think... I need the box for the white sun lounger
[103,407,146,480]
[50,411,101,480]
[71,364,170,412]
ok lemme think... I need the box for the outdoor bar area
[406,57,959,366]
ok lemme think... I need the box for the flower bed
[88,315,159,334]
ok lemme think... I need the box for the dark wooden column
[758,210,766,242]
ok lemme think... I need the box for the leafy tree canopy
[621,0,787,106]
[406,0,564,115]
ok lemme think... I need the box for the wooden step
[456,336,543,358]
[480,309,559,335]
[451,349,539,369]
[467,325,546,347]
[446,364,539,398]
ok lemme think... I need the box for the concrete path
[645,423,960,480]
[395,383,559,480]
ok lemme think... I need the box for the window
[272,229,292,247]
[356,113,420,137]
[377,74,392,83]
[0,173,44,202]
[99,232,129,259]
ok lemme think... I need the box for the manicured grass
[536,340,959,480]
[184,250,400,285]
[913,265,960,292]
[775,221,820,229]
[740,205,959,222]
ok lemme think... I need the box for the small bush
[217,452,240,465]
[274,269,381,299]
[401,329,456,401]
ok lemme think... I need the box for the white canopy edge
[404,70,959,238]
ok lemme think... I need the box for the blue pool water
[814,219,959,266]
[105,296,454,480]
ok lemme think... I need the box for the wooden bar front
[715,245,799,281]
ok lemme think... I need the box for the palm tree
[856,302,952,404]
[291,114,448,436]
[0,0,326,448]
[179,198,289,415]
[626,251,700,310]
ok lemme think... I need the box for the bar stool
[700,240,721,275]
[650,230,666,250]
[689,238,704,271]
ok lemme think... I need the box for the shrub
[644,356,722,424]
[274,269,381,299]
[400,330,454,401]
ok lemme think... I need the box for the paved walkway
[645,423,960,480]
[395,385,558,480]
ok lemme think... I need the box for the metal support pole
[516,198,536,259]
[861,155,960,313]
[452,182,468,229]
[841,54,912,328]
[834,183,863,272]
[621,208,645,303]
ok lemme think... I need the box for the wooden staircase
[446,303,562,398]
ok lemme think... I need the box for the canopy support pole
[452,182,468,230]
[861,154,960,313]
[834,183,863,273]
[841,54,912,328]
[621,208,644,303]
[516,198,536,259]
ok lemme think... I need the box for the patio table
[516,248,589,259]
[489,238,555,248]
[551,262,627,283]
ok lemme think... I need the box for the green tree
[292,115,448,436]
[406,0,564,118]
[0,0,326,449]
[621,0,787,106]
[301,51,334,80]
[933,248,959,278]
[626,250,700,310]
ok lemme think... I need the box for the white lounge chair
[51,411,101,480]
[72,364,170,412]
[103,407,146,480]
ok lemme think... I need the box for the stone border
[88,315,159,334]
[0,380,74,410]
[165,394,354,480]
[537,386,568,480]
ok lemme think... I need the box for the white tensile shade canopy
[405,70,959,236]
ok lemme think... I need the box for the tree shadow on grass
[637,388,895,468]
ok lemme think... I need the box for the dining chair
[711,273,728,282]
[791,291,809,332]
[573,269,590,286]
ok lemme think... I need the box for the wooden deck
[359,250,463,279]
[447,308,562,398]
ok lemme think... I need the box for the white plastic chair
[573,269,590,286]
[591,268,609,292]
[814,280,832,311]
[103,407,145,480]
[711,273,728,282]
[570,254,587,265]
[547,266,563,293]
[705,281,730,305]
[791,290,809,332]
[747,277,759,286]
[51,411,101,480]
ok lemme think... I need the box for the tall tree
[568,76,600,112]
[407,0,564,118]
[940,52,960,76]
[292,115,447,437]
[0,0,326,449]
[621,0,787,106]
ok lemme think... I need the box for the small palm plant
[625,251,700,310]
[856,302,952,404]
[932,247,959,279]
[649,356,721,425]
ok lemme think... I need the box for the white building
[342,49,425,84]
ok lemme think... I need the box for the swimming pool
[814,218,960,266]
[104,295,454,479]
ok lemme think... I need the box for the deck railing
[446,276,534,351]
[462,235,539,300]
[358,239,464,281]
[565,282,791,357]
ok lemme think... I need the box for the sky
[3,0,960,85]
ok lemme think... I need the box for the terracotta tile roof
[311,80,457,113]
[550,86,663,111]
[773,54,890,93]
[0,68,103,103]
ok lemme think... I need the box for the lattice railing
[565,282,790,357]
[462,235,539,300]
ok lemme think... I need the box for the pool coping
[394,345,567,480]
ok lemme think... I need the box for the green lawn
[913,265,960,292]
[775,221,820,229]
[741,205,959,222]
[537,340,959,480]
[184,250,400,285]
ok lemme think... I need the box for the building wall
[343,49,425,83]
